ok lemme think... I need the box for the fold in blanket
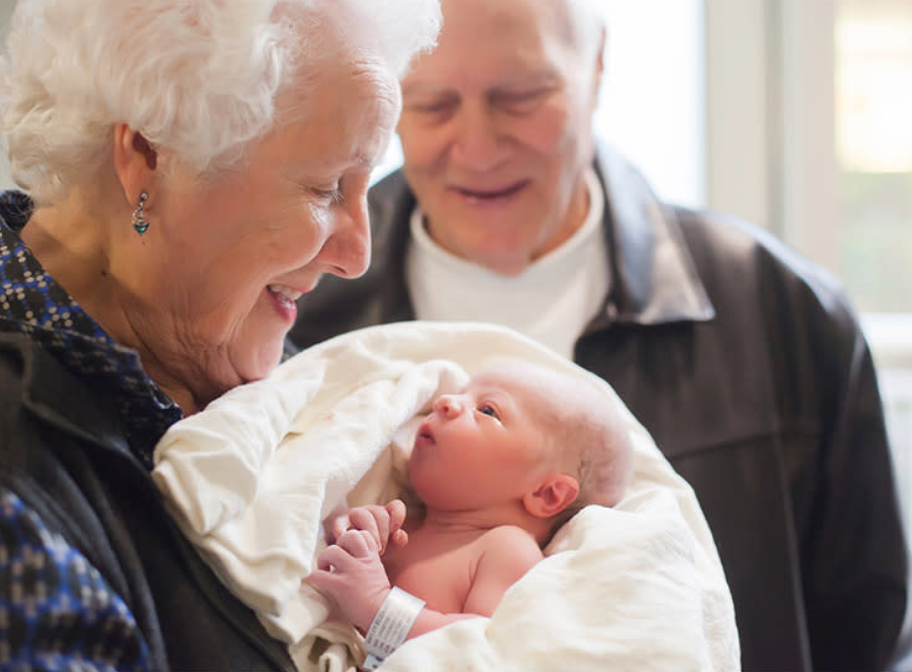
[153,321,740,671]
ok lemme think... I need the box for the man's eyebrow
[401,82,451,97]
[496,70,560,87]
[403,71,559,97]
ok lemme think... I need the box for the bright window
[834,1,912,313]
[706,0,912,532]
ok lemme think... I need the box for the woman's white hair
[0,0,441,205]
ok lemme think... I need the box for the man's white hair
[0,0,441,205]
[562,0,607,61]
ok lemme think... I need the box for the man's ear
[591,26,607,104]
[522,474,580,518]
[112,123,159,207]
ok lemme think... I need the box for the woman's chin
[232,339,287,386]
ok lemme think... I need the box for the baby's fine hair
[479,356,633,530]
[546,377,633,530]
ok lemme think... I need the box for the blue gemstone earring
[132,191,150,236]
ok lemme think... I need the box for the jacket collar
[0,192,181,467]
[371,144,715,327]
[3,332,134,457]
[594,144,715,325]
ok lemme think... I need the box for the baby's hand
[326,500,408,554]
[306,529,392,632]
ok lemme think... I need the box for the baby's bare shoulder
[478,525,542,557]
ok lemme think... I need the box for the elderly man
[290,0,911,669]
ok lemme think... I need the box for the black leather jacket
[0,332,296,671]
[291,147,910,671]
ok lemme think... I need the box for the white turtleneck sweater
[405,167,610,359]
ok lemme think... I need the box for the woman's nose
[433,394,463,418]
[319,198,371,279]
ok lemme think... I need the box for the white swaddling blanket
[152,321,740,671]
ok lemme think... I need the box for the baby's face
[409,366,556,511]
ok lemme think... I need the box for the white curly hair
[0,0,441,205]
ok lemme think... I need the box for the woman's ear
[112,123,159,206]
[523,474,580,518]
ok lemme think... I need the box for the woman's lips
[266,284,303,322]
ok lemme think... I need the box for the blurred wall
[0,0,13,190]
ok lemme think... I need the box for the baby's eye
[479,404,500,420]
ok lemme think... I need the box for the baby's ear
[523,474,580,518]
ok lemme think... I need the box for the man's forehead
[435,0,578,47]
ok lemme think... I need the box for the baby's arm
[308,525,542,640]
[307,529,393,631]
[461,525,544,618]
[388,525,543,638]
[307,528,475,636]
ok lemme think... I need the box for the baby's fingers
[306,564,345,599]
[326,514,351,544]
[315,544,352,573]
[337,528,379,556]
[385,500,408,549]
[348,507,383,547]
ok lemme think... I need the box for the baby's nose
[433,394,463,418]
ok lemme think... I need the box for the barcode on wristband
[362,587,426,667]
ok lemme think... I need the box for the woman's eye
[313,185,344,204]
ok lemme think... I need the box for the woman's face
[120,58,401,407]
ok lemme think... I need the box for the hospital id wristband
[361,586,425,670]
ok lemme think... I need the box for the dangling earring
[132,191,150,236]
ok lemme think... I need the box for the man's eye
[493,89,548,114]
[412,101,451,114]
[404,97,458,121]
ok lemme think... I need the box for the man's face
[397,0,602,276]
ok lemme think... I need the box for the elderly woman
[0,0,440,669]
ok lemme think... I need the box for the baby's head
[543,379,634,533]
[498,361,633,532]
[409,359,633,540]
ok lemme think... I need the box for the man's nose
[451,103,505,172]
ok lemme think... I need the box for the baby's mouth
[417,421,435,444]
